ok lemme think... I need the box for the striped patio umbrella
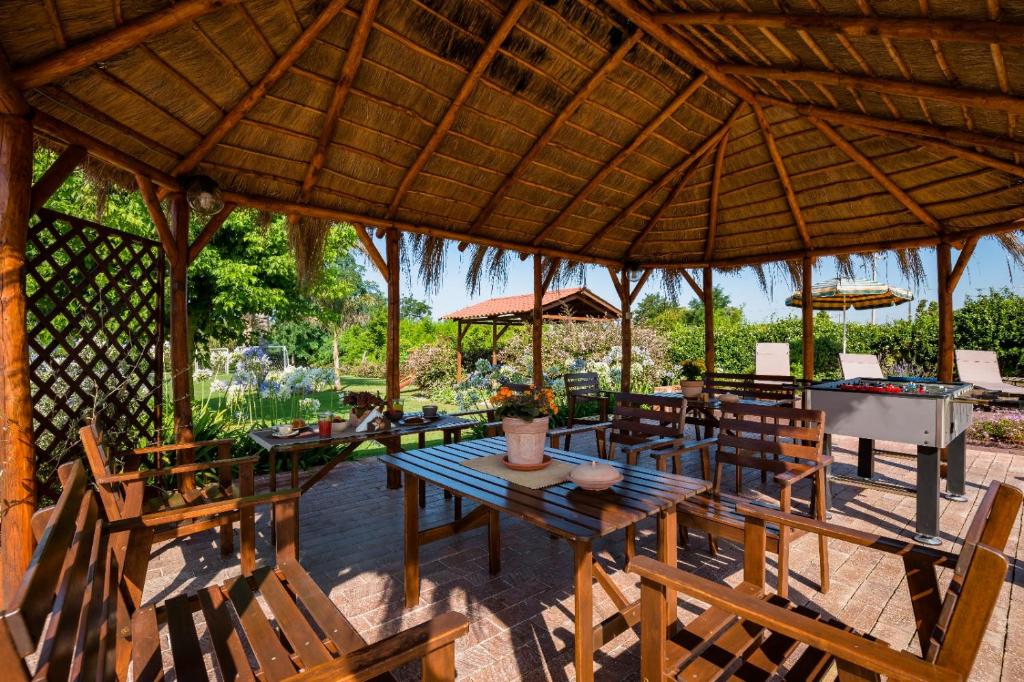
[785,278,914,352]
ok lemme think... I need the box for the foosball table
[806,378,974,544]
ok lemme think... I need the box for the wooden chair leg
[422,640,457,681]
[419,479,426,509]
[815,468,831,593]
[777,486,792,598]
[678,520,689,548]
[219,520,233,556]
[454,496,462,520]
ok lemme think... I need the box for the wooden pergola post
[0,102,35,600]
[802,255,815,381]
[620,269,633,392]
[455,321,466,383]
[386,229,400,401]
[532,254,543,388]
[936,242,954,382]
[491,320,498,366]
[703,268,714,372]
[169,195,194,449]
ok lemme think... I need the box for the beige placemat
[461,454,573,489]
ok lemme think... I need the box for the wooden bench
[80,422,258,572]
[1,459,469,681]
[653,402,830,597]
[631,479,1023,681]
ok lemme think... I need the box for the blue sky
[361,236,1023,324]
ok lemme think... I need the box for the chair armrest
[107,489,300,532]
[96,456,258,484]
[621,435,699,455]
[647,437,716,463]
[734,503,958,567]
[286,611,470,682]
[547,422,610,438]
[628,556,955,682]
[116,438,235,456]
[773,455,832,486]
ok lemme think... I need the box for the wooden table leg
[386,436,402,489]
[488,509,500,574]
[573,539,595,682]
[657,506,677,629]
[404,472,420,607]
[443,429,462,519]
[269,449,277,543]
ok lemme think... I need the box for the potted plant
[679,359,705,398]
[491,385,557,465]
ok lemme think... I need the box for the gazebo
[442,286,620,381]
[1,0,1023,608]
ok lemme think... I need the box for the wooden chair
[562,371,609,450]
[654,402,830,597]
[0,459,469,681]
[704,371,798,406]
[631,479,1023,681]
[80,422,258,572]
[595,392,691,464]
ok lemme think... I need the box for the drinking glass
[318,412,332,437]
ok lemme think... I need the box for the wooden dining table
[380,436,710,682]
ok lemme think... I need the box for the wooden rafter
[630,269,652,303]
[136,175,178,262]
[352,223,389,279]
[808,117,942,234]
[531,73,709,246]
[0,52,28,116]
[722,64,1024,118]
[292,0,378,220]
[584,102,744,255]
[678,269,704,299]
[41,0,66,49]
[12,0,244,90]
[462,29,643,244]
[188,203,236,264]
[754,104,811,249]
[704,130,730,261]
[948,237,979,293]
[653,11,1024,44]
[625,140,718,259]
[386,0,532,219]
[173,0,352,178]
[542,257,561,293]
[30,144,86,214]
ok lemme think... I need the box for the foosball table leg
[943,432,968,502]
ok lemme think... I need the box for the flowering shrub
[490,386,557,421]
[452,359,530,411]
[967,409,1024,447]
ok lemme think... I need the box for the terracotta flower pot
[680,380,703,398]
[503,416,549,465]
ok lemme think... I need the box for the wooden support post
[620,269,633,392]
[802,255,815,381]
[0,110,35,601]
[937,243,954,382]
[491,320,498,366]
[168,194,193,449]
[386,229,400,401]
[532,254,543,387]
[703,268,714,373]
[456,321,466,383]
[29,144,86,215]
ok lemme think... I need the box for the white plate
[270,428,299,438]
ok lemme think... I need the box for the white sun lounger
[755,343,790,376]
[839,353,885,380]
[956,350,1024,395]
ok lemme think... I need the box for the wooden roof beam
[0,52,29,116]
[652,11,1024,46]
[754,104,811,249]
[136,175,178,262]
[721,64,1024,117]
[531,72,709,246]
[948,237,978,293]
[30,144,86,214]
[352,224,388,279]
[808,117,943,234]
[12,0,244,90]
[386,0,532,220]
[584,102,744,255]
[678,269,704,299]
[625,140,719,259]
[173,0,352,178]
[461,29,643,246]
[188,203,236,264]
[704,130,730,261]
[292,0,378,222]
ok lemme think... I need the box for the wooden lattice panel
[25,209,165,501]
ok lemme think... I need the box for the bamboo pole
[12,0,244,90]
[386,229,400,401]
[173,0,352,178]
[387,0,532,219]
[802,255,815,381]
[169,195,194,450]
[0,110,35,602]
[703,268,714,373]
[533,254,543,388]
[936,243,954,382]
[652,11,1024,45]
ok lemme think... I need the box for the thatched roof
[442,286,620,324]
[5,0,1024,272]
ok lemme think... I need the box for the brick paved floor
[144,432,1024,680]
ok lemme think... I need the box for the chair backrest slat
[80,424,125,522]
[608,393,686,445]
[716,403,826,466]
[564,372,599,396]
[704,373,797,404]
[4,460,91,656]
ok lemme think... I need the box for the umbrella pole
[842,307,847,353]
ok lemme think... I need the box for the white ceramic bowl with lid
[569,460,623,491]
